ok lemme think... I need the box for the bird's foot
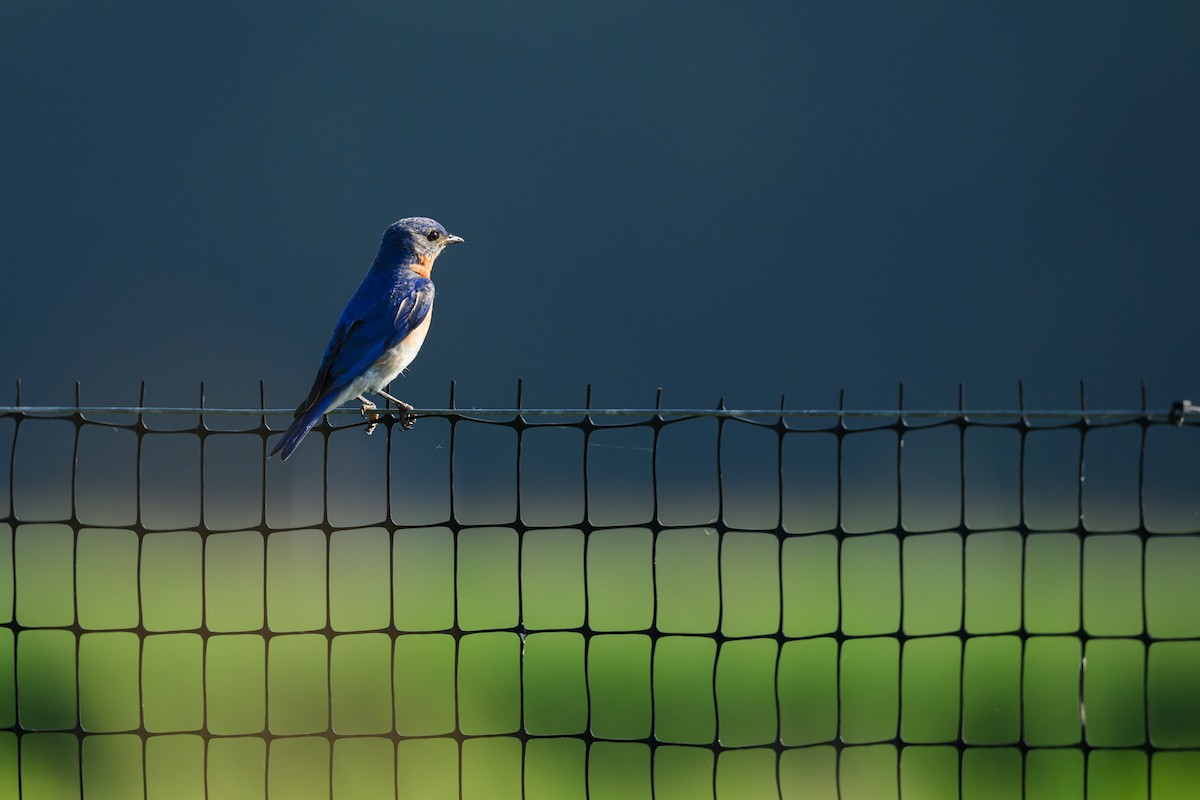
[394,400,416,430]
[359,397,381,436]
[376,391,417,431]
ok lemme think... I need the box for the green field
[3,519,1200,798]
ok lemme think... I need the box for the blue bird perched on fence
[271,216,464,461]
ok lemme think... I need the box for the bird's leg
[358,395,381,436]
[375,389,417,431]
[375,389,411,410]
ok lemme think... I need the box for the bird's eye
[426,230,441,242]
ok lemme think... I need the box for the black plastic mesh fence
[2,381,1200,799]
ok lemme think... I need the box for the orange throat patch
[411,255,433,279]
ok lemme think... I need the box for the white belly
[330,310,433,407]
[364,309,432,387]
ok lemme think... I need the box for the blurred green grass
[2,512,1200,797]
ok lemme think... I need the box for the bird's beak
[445,233,465,245]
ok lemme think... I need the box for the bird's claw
[360,398,379,436]
[394,400,416,431]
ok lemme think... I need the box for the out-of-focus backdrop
[2,3,1198,411]
[4,6,1200,797]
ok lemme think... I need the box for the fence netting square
[2,383,1200,799]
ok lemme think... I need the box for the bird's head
[378,216,464,276]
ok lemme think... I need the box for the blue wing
[271,274,433,460]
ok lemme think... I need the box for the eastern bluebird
[271,216,463,461]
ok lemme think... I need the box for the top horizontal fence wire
[0,406,1188,419]
[2,381,1200,799]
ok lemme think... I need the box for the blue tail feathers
[271,398,334,461]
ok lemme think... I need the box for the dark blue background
[3,3,1198,414]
